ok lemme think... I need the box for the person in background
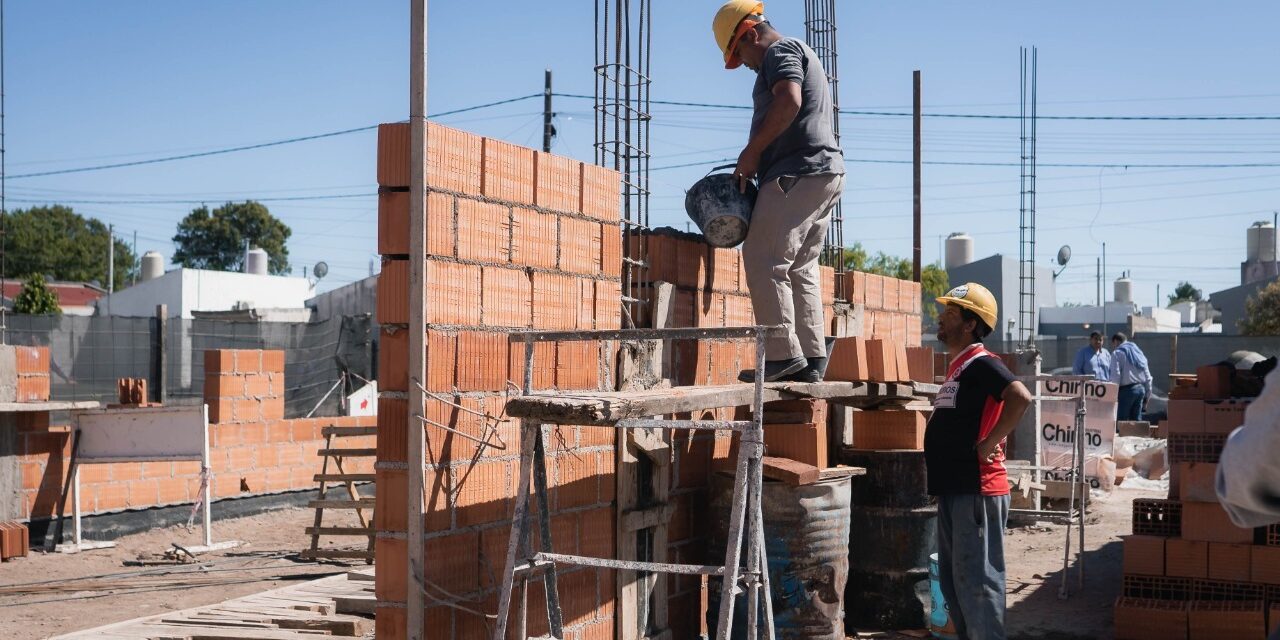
[1111,332,1152,421]
[1071,331,1112,381]
[925,283,1033,640]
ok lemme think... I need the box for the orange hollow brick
[456,198,511,263]
[535,152,581,213]
[426,260,482,326]
[559,215,602,276]
[482,137,536,205]
[481,266,532,329]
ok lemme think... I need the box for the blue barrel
[685,164,757,248]
[928,553,959,639]
[841,449,936,631]
[707,472,851,639]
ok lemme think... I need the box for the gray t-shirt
[751,37,845,183]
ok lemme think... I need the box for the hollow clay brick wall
[375,122,621,639]
[16,348,375,524]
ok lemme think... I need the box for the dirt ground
[0,486,1157,640]
[0,507,370,640]
[850,483,1160,640]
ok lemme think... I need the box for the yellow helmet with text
[712,0,765,69]
[936,282,998,332]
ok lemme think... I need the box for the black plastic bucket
[685,164,757,248]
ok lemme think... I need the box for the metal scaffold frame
[595,0,652,328]
[803,0,846,299]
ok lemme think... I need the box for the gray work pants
[936,493,1010,640]
[741,173,844,360]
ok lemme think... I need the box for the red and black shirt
[924,344,1016,496]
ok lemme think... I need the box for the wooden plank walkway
[504,380,923,425]
[52,572,375,639]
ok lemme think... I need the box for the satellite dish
[313,261,329,280]
[1057,245,1072,266]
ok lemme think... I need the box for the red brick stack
[0,522,29,560]
[845,271,924,347]
[374,122,621,640]
[1117,369,1277,639]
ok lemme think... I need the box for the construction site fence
[2,313,374,418]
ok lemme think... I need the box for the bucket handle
[707,162,739,176]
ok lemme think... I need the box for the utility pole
[107,224,114,294]
[543,68,553,153]
[1095,257,1101,307]
[131,230,137,286]
[1102,241,1108,338]
[912,70,922,282]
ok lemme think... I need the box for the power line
[552,92,1280,120]
[651,156,1280,171]
[5,192,374,205]
[7,94,542,180]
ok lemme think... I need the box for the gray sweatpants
[936,493,1010,640]
[742,173,844,360]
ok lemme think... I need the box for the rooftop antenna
[1052,244,1071,278]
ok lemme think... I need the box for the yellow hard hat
[936,282,998,331]
[713,0,765,69]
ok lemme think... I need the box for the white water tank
[1114,275,1133,303]
[140,251,165,282]
[945,232,974,270]
[1247,221,1276,262]
[245,248,269,275]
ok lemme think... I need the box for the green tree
[841,242,949,322]
[1,206,136,290]
[13,273,62,314]
[1168,281,1203,306]
[172,201,291,275]
[1240,280,1280,336]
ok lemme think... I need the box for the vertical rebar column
[596,0,652,327]
[1018,47,1038,346]
[803,0,845,299]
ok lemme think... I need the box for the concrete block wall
[375,122,621,640]
[16,348,374,524]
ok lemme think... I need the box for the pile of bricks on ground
[1117,365,1278,639]
[17,348,375,528]
[0,521,29,560]
[374,122,621,639]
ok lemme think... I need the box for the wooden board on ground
[50,573,373,639]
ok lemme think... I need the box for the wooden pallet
[52,573,376,639]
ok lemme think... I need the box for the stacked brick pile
[846,271,924,346]
[17,348,375,527]
[374,122,622,640]
[1117,368,1277,639]
[0,522,29,560]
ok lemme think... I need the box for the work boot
[781,338,836,382]
[782,356,828,383]
[737,357,807,383]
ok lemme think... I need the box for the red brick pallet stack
[0,521,29,560]
[374,122,622,640]
[1117,367,1278,639]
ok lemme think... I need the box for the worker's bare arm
[735,80,802,191]
[977,380,1032,462]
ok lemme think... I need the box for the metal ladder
[492,326,786,640]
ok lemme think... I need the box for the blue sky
[7,1,1280,307]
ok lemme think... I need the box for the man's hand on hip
[735,145,761,193]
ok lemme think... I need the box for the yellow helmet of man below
[936,282,998,331]
[712,0,765,69]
